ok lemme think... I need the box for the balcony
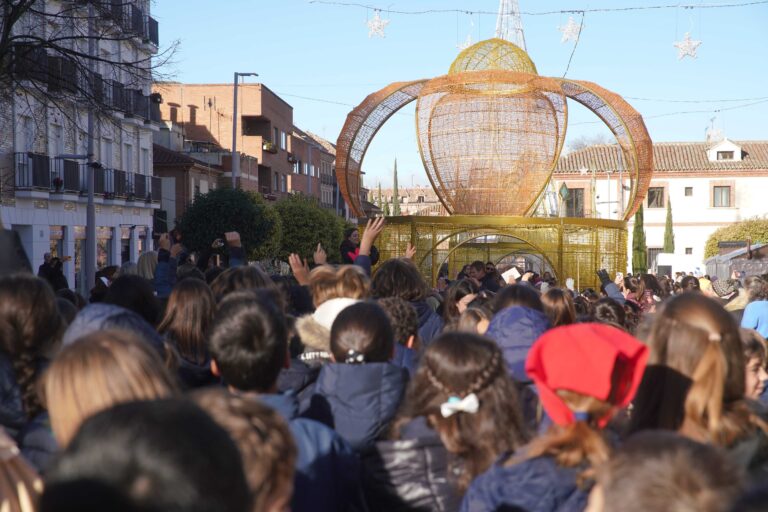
[50,159,82,193]
[14,153,50,190]
[262,141,278,154]
[134,173,148,200]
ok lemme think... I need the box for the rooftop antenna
[495,0,527,51]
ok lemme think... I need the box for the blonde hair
[308,265,370,307]
[0,429,42,512]
[43,330,177,446]
[192,389,296,512]
[136,251,158,280]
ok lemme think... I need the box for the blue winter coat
[303,362,409,451]
[485,306,550,381]
[391,343,419,378]
[412,300,444,346]
[461,454,589,512]
[277,358,321,405]
[260,392,365,512]
[0,355,57,473]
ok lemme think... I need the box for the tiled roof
[555,140,768,174]
[304,131,336,155]
[153,144,197,166]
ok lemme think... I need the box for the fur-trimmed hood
[295,297,361,354]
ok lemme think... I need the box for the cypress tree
[632,204,648,274]
[392,159,401,216]
[663,199,675,253]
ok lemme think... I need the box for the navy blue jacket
[303,362,408,451]
[485,306,550,381]
[153,248,177,299]
[391,344,419,378]
[277,358,321,405]
[176,357,219,391]
[362,417,461,511]
[461,454,589,512]
[260,392,365,512]
[412,300,444,347]
[0,355,57,473]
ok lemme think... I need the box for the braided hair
[391,332,529,491]
[0,275,62,419]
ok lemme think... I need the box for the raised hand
[224,231,241,248]
[360,217,385,257]
[313,243,327,266]
[289,253,311,286]
[158,233,170,251]
[405,242,416,260]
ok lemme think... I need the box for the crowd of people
[1,217,768,511]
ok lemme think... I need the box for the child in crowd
[587,431,743,512]
[442,279,480,330]
[303,301,408,451]
[41,400,251,512]
[373,258,444,345]
[384,332,528,505]
[740,328,768,400]
[157,278,219,389]
[541,287,576,328]
[378,296,420,377]
[295,264,370,366]
[462,323,648,512]
[207,291,363,512]
[210,265,278,304]
[193,388,296,512]
[629,293,768,480]
[43,330,177,446]
[456,305,494,335]
[0,275,63,472]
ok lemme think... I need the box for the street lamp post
[231,72,258,188]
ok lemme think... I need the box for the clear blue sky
[153,0,768,188]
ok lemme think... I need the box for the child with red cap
[461,323,648,512]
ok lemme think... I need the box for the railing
[11,43,48,83]
[93,166,105,194]
[14,153,50,189]
[50,159,82,192]
[130,4,146,37]
[133,173,148,200]
[151,176,161,202]
[114,169,127,197]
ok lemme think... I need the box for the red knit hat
[525,323,649,427]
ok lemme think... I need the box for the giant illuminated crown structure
[336,38,652,220]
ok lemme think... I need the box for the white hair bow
[440,393,480,418]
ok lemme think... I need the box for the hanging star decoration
[558,16,583,44]
[366,10,390,39]
[673,32,702,60]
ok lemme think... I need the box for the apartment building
[552,138,768,271]
[0,0,162,290]
[153,82,298,198]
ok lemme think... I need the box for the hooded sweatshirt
[484,306,551,381]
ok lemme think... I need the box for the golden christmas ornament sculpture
[336,38,652,220]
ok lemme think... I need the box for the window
[123,144,133,172]
[304,163,309,175]
[685,248,693,255]
[273,127,279,145]
[293,161,299,174]
[717,151,734,161]
[648,248,663,269]
[170,106,178,123]
[684,187,693,197]
[713,186,731,207]
[141,148,149,175]
[273,172,278,191]
[565,188,584,217]
[51,125,64,156]
[647,187,664,208]
[280,131,287,150]
[101,138,113,168]
[281,175,287,193]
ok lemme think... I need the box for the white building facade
[552,139,768,275]
[0,0,161,291]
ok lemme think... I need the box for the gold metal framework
[369,215,628,289]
